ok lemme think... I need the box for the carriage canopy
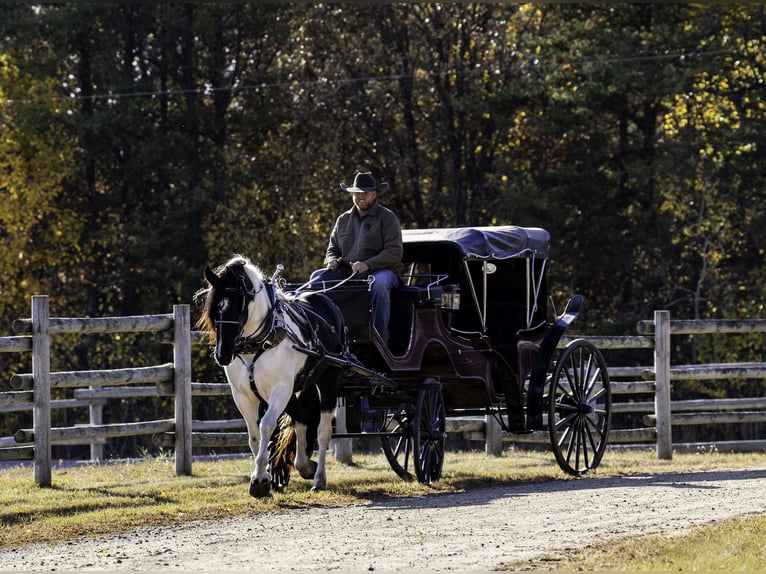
[400,225,550,342]
[401,226,550,261]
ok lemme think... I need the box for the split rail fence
[1,296,765,486]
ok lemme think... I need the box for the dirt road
[3,467,766,571]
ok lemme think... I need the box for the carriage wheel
[379,379,445,484]
[547,339,611,476]
[379,403,416,481]
[413,379,446,485]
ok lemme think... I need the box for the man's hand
[351,261,370,274]
[327,257,342,271]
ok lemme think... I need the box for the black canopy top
[401,226,550,260]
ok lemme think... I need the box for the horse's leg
[312,410,335,491]
[250,388,292,498]
[278,393,313,480]
[225,364,264,493]
[311,370,342,491]
[292,420,317,480]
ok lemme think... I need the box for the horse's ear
[204,265,221,288]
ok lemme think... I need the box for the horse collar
[235,282,287,355]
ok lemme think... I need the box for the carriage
[200,225,611,497]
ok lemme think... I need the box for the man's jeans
[308,267,399,343]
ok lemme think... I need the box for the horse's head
[199,257,267,366]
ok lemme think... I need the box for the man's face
[351,190,376,212]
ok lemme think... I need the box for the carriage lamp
[441,284,461,311]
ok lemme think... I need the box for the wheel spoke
[572,352,584,402]
[583,416,604,452]
[578,419,591,470]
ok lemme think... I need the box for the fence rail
[1,297,765,485]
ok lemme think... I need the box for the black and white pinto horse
[198,256,346,497]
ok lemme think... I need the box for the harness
[216,268,342,404]
[234,282,289,357]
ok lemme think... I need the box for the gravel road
[3,467,766,571]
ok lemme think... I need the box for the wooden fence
[0,296,193,485]
[1,298,765,485]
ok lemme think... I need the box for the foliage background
[1,4,764,455]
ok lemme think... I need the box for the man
[309,171,403,343]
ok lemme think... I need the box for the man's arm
[365,211,403,271]
[324,218,343,267]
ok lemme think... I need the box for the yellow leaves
[664,87,742,149]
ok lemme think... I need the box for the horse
[197,255,346,497]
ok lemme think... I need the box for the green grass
[2,447,766,572]
[549,512,766,571]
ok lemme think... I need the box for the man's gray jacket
[324,202,404,279]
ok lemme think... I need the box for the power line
[3,49,735,106]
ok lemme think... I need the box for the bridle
[214,271,269,349]
[214,265,293,358]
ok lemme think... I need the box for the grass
[2,447,766,571]
[548,513,766,571]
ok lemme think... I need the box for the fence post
[654,310,673,460]
[174,304,192,475]
[32,295,52,486]
[89,387,104,461]
[485,414,502,456]
[333,397,353,463]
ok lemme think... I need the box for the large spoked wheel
[413,379,446,484]
[547,339,611,475]
[379,378,446,484]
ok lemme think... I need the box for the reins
[292,269,366,294]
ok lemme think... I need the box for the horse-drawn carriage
[200,225,611,497]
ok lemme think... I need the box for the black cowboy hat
[339,172,389,193]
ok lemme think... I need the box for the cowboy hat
[339,172,389,193]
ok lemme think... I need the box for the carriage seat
[386,285,443,355]
[515,322,547,392]
[394,284,443,306]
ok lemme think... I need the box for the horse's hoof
[249,478,271,499]
[297,460,318,480]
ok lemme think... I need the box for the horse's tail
[269,413,295,489]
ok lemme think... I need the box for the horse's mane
[194,254,268,338]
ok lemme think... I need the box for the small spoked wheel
[547,339,611,475]
[413,379,446,484]
[379,403,416,481]
[379,378,446,484]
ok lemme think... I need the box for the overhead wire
[2,48,736,107]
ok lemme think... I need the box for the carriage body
[316,225,611,479]
[335,226,549,409]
